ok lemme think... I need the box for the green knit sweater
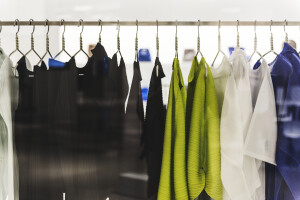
[186,57,222,200]
[158,58,188,200]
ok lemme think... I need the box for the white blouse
[212,53,252,200]
[245,59,277,200]
[0,50,19,200]
[213,49,277,200]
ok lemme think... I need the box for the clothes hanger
[236,20,240,48]
[9,19,25,76]
[9,19,25,58]
[73,19,89,58]
[37,19,53,66]
[55,19,71,59]
[116,20,123,59]
[211,20,226,67]
[25,19,42,61]
[195,20,204,60]
[156,20,159,77]
[284,19,288,43]
[175,20,178,59]
[248,20,262,62]
[134,20,139,62]
[98,19,102,44]
[259,20,278,60]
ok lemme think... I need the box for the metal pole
[1,20,300,26]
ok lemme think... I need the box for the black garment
[108,53,129,145]
[141,57,166,199]
[46,57,78,200]
[76,43,114,199]
[125,61,144,135]
[15,56,35,200]
[30,61,71,200]
[123,61,145,173]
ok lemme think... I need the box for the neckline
[112,53,124,69]
[211,55,231,78]
[154,57,165,79]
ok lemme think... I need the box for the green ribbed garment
[204,60,222,200]
[158,58,188,200]
[186,57,206,200]
[186,57,222,200]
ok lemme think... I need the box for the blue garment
[48,58,66,68]
[265,43,300,200]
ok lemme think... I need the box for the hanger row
[0,20,299,26]
[4,19,294,67]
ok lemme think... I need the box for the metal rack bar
[0,20,300,26]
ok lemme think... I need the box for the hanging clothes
[158,58,188,200]
[267,43,300,200]
[212,53,253,200]
[0,50,19,200]
[75,43,111,200]
[244,59,277,200]
[141,57,166,199]
[31,61,51,200]
[15,56,34,200]
[123,60,145,173]
[45,57,78,200]
[186,57,206,199]
[125,60,144,138]
[108,53,129,149]
[264,49,292,200]
[186,56,222,200]
[204,60,222,200]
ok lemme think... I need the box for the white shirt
[213,49,277,200]
[244,59,277,200]
[212,53,252,200]
[0,50,19,200]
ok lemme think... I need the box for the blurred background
[1,0,300,199]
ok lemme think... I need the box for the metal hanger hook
[284,19,288,42]
[98,19,102,35]
[198,20,200,38]
[270,20,273,33]
[254,20,257,33]
[0,21,2,34]
[14,19,20,35]
[218,20,221,35]
[175,20,178,37]
[237,20,240,47]
[29,19,35,35]
[156,20,158,35]
[78,19,84,36]
[117,20,120,37]
[175,20,178,58]
[45,19,50,34]
[60,19,66,36]
[284,19,288,33]
[136,19,138,37]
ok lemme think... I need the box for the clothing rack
[0,20,300,26]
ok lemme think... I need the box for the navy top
[264,43,300,200]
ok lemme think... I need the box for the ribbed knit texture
[186,57,206,199]
[204,63,222,200]
[158,58,188,200]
